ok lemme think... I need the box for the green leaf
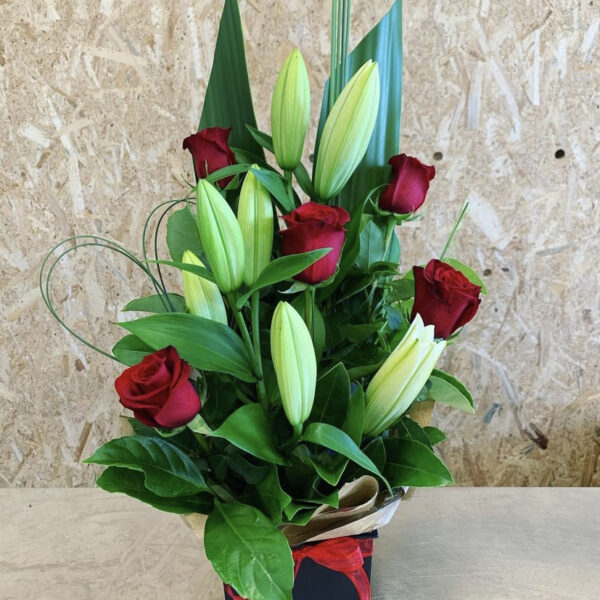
[383,438,454,487]
[198,0,263,158]
[302,422,390,492]
[166,206,203,263]
[399,416,433,448]
[118,313,255,383]
[246,125,274,152]
[150,259,215,283]
[428,369,475,413]
[310,363,351,429]
[85,436,208,497]
[346,324,379,344]
[423,426,447,446]
[311,452,348,487]
[316,1,403,211]
[123,293,187,314]
[444,258,488,294]
[355,217,399,272]
[293,161,315,198]
[236,249,331,307]
[204,501,294,600]
[253,465,292,524]
[250,167,296,213]
[343,385,365,444]
[112,335,154,366]
[205,163,252,185]
[96,466,213,514]
[211,404,287,466]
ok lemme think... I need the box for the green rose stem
[228,293,268,410]
[304,286,315,339]
[251,290,268,406]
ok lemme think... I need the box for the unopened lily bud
[271,48,311,171]
[237,167,274,286]
[196,179,245,293]
[182,250,227,324]
[364,314,446,436]
[271,302,316,429]
[314,60,380,200]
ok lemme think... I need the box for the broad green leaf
[423,426,447,446]
[166,206,202,263]
[343,385,366,444]
[283,501,313,521]
[355,217,400,272]
[198,0,263,158]
[444,258,488,294]
[287,506,318,525]
[309,363,351,429]
[211,404,287,466]
[123,293,186,314]
[225,451,270,485]
[236,249,331,307]
[311,452,348,487]
[399,416,433,448]
[299,488,339,509]
[250,167,296,213]
[204,501,293,600]
[346,324,379,344]
[346,436,386,481]
[383,438,454,487]
[246,125,274,152]
[428,369,475,413]
[316,1,403,211]
[253,465,292,523]
[205,163,252,185]
[96,466,213,514]
[293,161,315,198]
[112,335,153,366]
[302,422,390,492]
[118,313,255,383]
[150,259,215,283]
[85,436,208,497]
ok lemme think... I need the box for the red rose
[411,259,481,339]
[280,202,350,285]
[379,154,435,214]
[115,346,201,428]
[183,127,236,188]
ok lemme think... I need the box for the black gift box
[224,531,377,600]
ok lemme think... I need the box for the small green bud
[196,179,245,293]
[364,314,446,436]
[237,167,274,286]
[314,60,380,200]
[270,302,316,428]
[271,48,311,171]
[182,250,228,324]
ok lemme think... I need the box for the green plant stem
[329,0,339,111]
[192,431,210,455]
[283,169,294,206]
[440,201,470,260]
[383,215,397,260]
[304,286,315,339]
[251,291,268,408]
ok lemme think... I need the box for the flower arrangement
[41,2,486,599]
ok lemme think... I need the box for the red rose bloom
[115,346,201,428]
[380,154,436,214]
[280,202,350,285]
[183,127,236,188]
[411,259,481,339]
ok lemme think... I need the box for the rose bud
[271,302,316,431]
[183,127,236,188]
[271,48,310,171]
[412,259,481,339]
[182,250,228,324]
[364,314,446,436]
[115,346,201,429]
[237,167,274,286]
[379,154,436,214]
[196,179,245,293]
[314,60,380,200]
[279,202,350,285]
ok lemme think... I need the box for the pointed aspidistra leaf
[204,500,294,600]
[199,0,263,158]
[383,438,454,487]
[117,313,255,383]
[96,466,213,514]
[210,404,287,466]
[85,436,209,497]
[428,369,475,413]
[316,1,403,211]
[166,206,203,263]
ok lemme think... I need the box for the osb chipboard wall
[0,0,598,487]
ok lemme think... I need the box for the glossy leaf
[198,0,263,158]
[85,436,208,497]
[150,259,215,283]
[112,335,154,366]
[310,363,351,429]
[343,385,366,444]
[166,206,203,263]
[250,167,296,213]
[204,500,294,600]
[383,438,454,487]
[118,313,255,382]
[211,404,287,466]
[123,293,186,314]
[428,369,475,413]
[96,466,213,514]
[253,465,292,523]
[423,426,447,446]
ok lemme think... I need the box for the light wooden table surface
[1,488,598,599]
